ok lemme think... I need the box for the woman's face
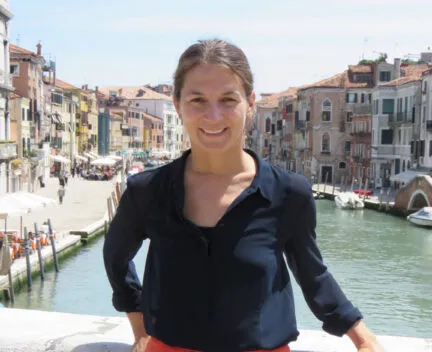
[175,63,255,154]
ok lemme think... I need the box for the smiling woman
[103,38,384,352]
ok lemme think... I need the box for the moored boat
[334,192,365,210]
[407,207,432,227]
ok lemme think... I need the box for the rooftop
[99,86,172,101]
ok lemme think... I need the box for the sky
[8,0,432,98]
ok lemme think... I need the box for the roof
[9,44,37,56]
[381,64,429,87]
[54,78,79,90]
[142,112,163,121]
[256,87,298,108]
[99,86,171,101]
[349,65,372,73]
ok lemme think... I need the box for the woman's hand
[357,341,386,352]
[131,336,151,352]
[347,320,386,352]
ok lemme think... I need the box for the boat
[334,192,365,210]
[407,207,432,227]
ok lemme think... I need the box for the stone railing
[0,308,429,352]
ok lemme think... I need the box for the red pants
[146,337,291,352]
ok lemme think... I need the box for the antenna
[362,37,368,60]
[16,33,20,46]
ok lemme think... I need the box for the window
[322,99,332,121]
[271,124,275,135]
[322,111,331,121]
[381,129,393,144]
[306,111,310,121]
[265,118,271,133]
[339,162,346,169]
[379,71,391,82]
[346,93,357,103]
[382,99,394,114]
[10,63,19,76]
[347,112,353,122]
[345,141,351,152]
[286,104,293,113]
[51,92,63,105]
[322,133,330,152]
[276,120,283,131]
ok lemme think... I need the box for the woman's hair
[173,38,254,100]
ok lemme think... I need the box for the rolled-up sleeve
[103,184,147,312]
[283,182,362,336]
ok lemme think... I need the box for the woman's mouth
[200,128,227,136]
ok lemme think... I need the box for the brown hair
[173,38,254,100]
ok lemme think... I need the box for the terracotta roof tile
[99,86,171,101]
[349,65,372,73]
[142,112,162,122]
[381,64,429,87]
[256,87,298,108]
[54,78,79,90]
[9,44,36,55]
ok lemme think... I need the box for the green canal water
[3,200,432,338]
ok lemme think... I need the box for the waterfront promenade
[0,175,118,295]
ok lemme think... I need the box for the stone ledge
[0,308,430,351]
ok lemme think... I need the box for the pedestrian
[57,185,65,205]
[103,39,384,352]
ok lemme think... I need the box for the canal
[3,200,432,338]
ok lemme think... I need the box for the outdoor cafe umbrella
[90,158,117,166]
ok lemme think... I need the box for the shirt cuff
[322,301,363,337]
[112,291,142,312]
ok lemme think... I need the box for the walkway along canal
[2,199,431,340]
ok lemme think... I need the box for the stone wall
[0,308,430,352]
[395,175,432,213]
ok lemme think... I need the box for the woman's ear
[247,92,256,118]
[174,97,181,120]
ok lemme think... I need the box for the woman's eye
[191,98,204,103]
[222,97,236,103]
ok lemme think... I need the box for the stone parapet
[0,308,430,352]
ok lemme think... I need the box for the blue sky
[9,0,432,97]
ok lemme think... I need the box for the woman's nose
[205,103,223,121]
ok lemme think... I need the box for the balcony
[388,112,410,125]
[0,141,17,160]
[352,104,372,116]
[350,131,371,138]
[371,145,394,156]
[295,120,306,130]
[427,120,432,131]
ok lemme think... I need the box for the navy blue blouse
[103,149,362,352]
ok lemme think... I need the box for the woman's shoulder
[264,162,313,200]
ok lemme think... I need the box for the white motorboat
[407,207,432,227]
[334,192,365,210]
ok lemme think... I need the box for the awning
[74,155,87,162]
[50,155,71,164]
[83,152,96,159]
[390,169,429,183]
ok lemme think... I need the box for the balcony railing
[352,104,372,115]
[388,112,410,124]
[294,120,306,130]
[352,155,363,163]
[371,145,393,155]
[0,141,17,160]
[350,131,372,138]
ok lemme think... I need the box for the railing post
[23,227,32,290]
[34,223,45,280]
[47,219,59,273]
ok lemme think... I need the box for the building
[81,85,99,152]
[98,108,110,156]
[371,61,429,187]
[420,67,432,167]
[99,86,183,159]
[0,2,15,195]
[142,112,164,152]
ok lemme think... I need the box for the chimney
[394,58,401,79]
[36,42,42,56]
[95,86,99,92]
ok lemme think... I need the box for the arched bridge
[394,175,432,214]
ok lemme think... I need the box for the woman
[103,39,384,352]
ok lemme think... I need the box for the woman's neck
[187,147,255,176]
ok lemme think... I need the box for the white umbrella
[107,155,122,161]
[74,155,87,162]
[90,158,116,166]
[50,155,71,164]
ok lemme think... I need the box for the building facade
[0,2,15,195]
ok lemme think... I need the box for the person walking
[57,185,65,205]
[103,39,384,352]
